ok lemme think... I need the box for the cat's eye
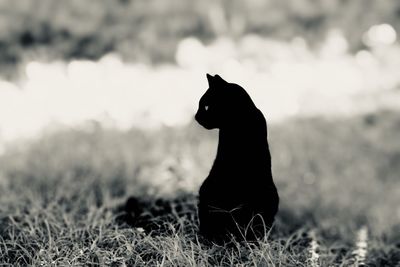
[204,105,209,111]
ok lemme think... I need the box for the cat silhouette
[195,74,279,243]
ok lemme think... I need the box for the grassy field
[0,110,399,266]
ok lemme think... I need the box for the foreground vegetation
[0,111,399,266]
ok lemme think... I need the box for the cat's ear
[206,73,227,87]
[213,75,227,86]
[206,73,214,86]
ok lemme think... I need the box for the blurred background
[1,0,400,144]
[1,0,400,255]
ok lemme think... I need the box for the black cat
[195,74,279,243]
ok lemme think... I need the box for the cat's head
[195,74,255,129]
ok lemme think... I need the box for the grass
[0,110,400,266]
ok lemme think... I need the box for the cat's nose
[195,112,204,125]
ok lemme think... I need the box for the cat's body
[195,74,279,243]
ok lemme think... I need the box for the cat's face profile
[195,74,255,129]
[195,74,226,129]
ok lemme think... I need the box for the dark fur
[195,74,279,243]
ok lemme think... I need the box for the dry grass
[1,111,400,266]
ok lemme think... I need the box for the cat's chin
[195,114,215,130]
[195,118,217,130]
[201,124,216,130]
[197,120,216,130]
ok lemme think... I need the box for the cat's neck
[217,124,264,158]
